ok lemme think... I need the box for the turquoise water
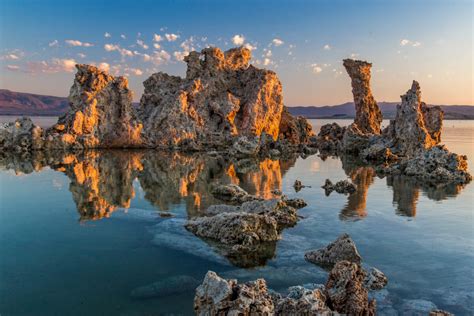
[0,119,473,315]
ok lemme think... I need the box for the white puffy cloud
[232,34,245,45]
[77,53,86,58]
[125,67,143,76]
[165,33,179,41]
[137,39,149,50]
[264,49,272,57]
[24,58,77,74]
[48,40,59,47]
[323,44,331,50]
[2,54,20,60]
[104,32,111,38]
[120,34,127,39]
[65,40,93,47]
[153,43,161,49]
[400,39,421,47]
[174,51,188,61]
[98,62,110,72]
[104,44,134,57]
[263,58,271,66]
[243,43,256,51]
[153,34,163,42]
[311,63,322,74]
[6,65,20,71]
[272,38,284,46]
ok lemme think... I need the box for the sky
[0,0,472,106]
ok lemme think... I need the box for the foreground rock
[325,261,376,315]
[322,179,357,195]
[210,183,260,204]
[304,233,362,267]
[0,117,44,151]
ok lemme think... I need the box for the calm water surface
[0,118,473,315]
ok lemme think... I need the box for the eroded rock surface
[305,233,362,267]
[343,59,382,135]
[279,106,315,144]
[364,267,388,290]
[325,261,376,315]
[47,64,143,149]
[0,117,44,151]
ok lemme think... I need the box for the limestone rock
[386,81,443,156]
[429,309,454,316]
[293,179,306,192]
[279,106,315,144]
[322,179,357,195]
[194,271,274,315]
[305,233,362,267]
[315,123,345,153]
[46,64,143,149]
[364,267,388,290]
[138,47,284,149]
[283,197,307,209]
[325,260,376,315]
[343,59,382,135]
[0,117,44,151]
[275,286,334,315]
[210,183,260,204]
[185,212,280,246]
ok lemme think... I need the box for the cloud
[6,65,20,71]
[65,39,93,47]
[165,33,179,41]
[232,34,245,45]
[98,62,110,72]
[400,39,421,47]
[104,44,134,57]
[151,50,171,64]
[263,58,271,66]
[2,54,20,60]
[174,51,188,61]
[125,67,143,76]
[311,63,322,74]
[153,43,161,49]
[137,39,149,50]
[153,34,163,42]
[120,34,127,39]
[48,40,59,47]
[272,38,284,46]
[104,32,111,38]
[243,43,256,51]
[323,44,331,50]
[77,53,86,58]
[23,58,77,74]
[264,49,272,58]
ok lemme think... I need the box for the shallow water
[0,119,473,315]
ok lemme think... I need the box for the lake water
[0,118,473,315]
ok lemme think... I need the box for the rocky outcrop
[343,59,382,135]
[322,179,357,195]
[325,261,376,315]
[46,64,143,149]
[0,117,44,151]
[137,47,283,149]
[275,285,334,315]
[364,267,388,290]
[385,81,443,156]
[278,106,314,144]
[304,233,362,267]
[210,183,260,204]
[315,122,345,153]
[194,271,275,315]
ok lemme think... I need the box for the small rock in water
[364,267,388,290]
[271,189,282,195]
[429,309,454,316]
[130,275,200,299]
[283,197,307,209]
[293,179,309,192]
[322,179,356,195]
[210,183,260,204]
[159,212,174,218]
[305,233,362,267]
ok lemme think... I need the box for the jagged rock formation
[210,183,261,204]
[304,233,362,267]
[137,47,283,149]
[47,64,143,149]
[315,122,346,153]
[325,261,376,315]
[278,106,314,144]
[0,117,44,151]
[364,267,388,290]
[343,59,382,135]
[385,81,443,155]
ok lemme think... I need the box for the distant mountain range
[1,89,473,119]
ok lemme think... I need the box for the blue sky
[0,0,472,105]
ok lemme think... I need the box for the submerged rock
[130,275,200,299]
[325,260,376,315]
[304,233,362,267]
[400,299,438,316]
[322,179,357,195]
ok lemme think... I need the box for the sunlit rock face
[278,106,314,144]
[343,59,382,135]
[137,47,284,149]
[386,81,443,156]
[45,64,143,149]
